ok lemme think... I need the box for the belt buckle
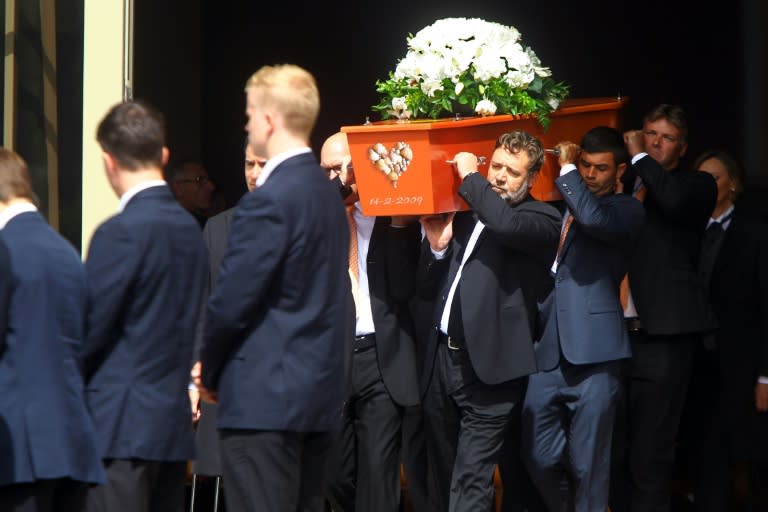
[447,336,461,350]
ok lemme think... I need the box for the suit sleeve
[633,155,717,227]
[556,170,645,247]
[757,222,768,376]
[83,221,138,379]
[415,237,450,301]
[200,192,288,390]
[459,172,561,261]
[192,222,216,363]
[0,239,11,357]
[385,221,421,303]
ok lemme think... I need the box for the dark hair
[643,104,688,144]
[0,148,36,203]
[692,148,745,198]
[96,100,166,170]
[494,130,545,181]
[580,126,629,167]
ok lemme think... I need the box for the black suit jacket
[708,210,768,458]
[417,173,561,389]
[626,156,717,335]
[363,216,421,407]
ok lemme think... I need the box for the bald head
[320,132,349,176]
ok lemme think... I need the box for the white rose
[475,99,498,116]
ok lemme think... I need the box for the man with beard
[417,130,561,512]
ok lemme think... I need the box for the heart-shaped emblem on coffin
[367,141,413,189]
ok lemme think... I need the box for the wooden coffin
[341,96,628,215]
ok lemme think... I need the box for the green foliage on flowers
[371,18,570,129]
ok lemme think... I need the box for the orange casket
[341,97,628,215]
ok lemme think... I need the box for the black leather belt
[624,317,645,334]
[354,333,376,352]
[438,332,465,350]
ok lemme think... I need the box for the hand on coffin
[420,212,456,253]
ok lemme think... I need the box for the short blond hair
[245,64,320,140]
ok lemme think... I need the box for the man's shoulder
[517,197,562,218]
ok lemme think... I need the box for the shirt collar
[0,202,37,229]
[707,204,735,230]
[255,147,312,187]
[118,180,168,212]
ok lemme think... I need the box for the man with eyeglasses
[609,104,718,512]
[165,160,216,228]
[320,131,423,512]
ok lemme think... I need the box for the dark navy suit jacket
[535,171,645,371]
[201,152,350,432]
[0,211,105,485]
[84,185,208,461]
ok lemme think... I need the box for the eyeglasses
[176,175,211,185]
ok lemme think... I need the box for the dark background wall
[135,0,766,211]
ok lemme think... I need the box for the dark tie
[698,216,730,284]
[699,213,732,349]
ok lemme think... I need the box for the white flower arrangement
[373,17,569,128]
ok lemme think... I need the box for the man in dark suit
[196,64,349,512]
[165,160,216,228]
[610,104,717,512]
[83,100,208,512]
[0,148,105,512]
[187,140,266,507]
[417,130,561,512]
[521,127,644,512]
[320,132,422,512]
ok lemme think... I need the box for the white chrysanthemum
[526,48,552,77]
[377,17,566,122]
[475,99,498,116]
[473,49,507,82]
[504,70,529,89]
[421,79,444,97]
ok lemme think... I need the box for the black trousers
[219,429,331,512]
[85,459,186,512]
[610,332,695,512]
[0,478,89,512]
[401,404,429,512]
[326,340,404,512]
[423,341,525,512]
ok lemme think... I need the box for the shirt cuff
[631,152,648,165]
[431,247,448,260]
[559,163,577,176]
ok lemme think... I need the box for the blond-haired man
[197,64,350,512]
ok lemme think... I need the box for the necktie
[347,205,360,318]
[555,213,574,264]
[699,214,731,283]
[620,180,646,312]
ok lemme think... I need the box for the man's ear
[616,162,627,180]
[102,151,117,177]
[161,147,170,167]
[615,162,627,192]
